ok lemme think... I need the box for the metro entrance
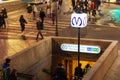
[52,55,95,80]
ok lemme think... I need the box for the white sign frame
[71,13,88,28]
[61,43,101,54]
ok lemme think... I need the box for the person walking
[1,7,8,28]
[58,0,63,13]
[33,4,38,20]
[2,58,11,80]
[72,0,75,10]
[26,4,33,21]
[19,15,27,40]
[74,63,83,80]
[83,63,91,75]
[0,12,3,29]
[36,18,43,41]
[52,63,67,80]
[39,9,46,29]
[51,10,56,25]
[92,9,97,22]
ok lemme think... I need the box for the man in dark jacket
[39,9,46,29]
[74,63,83,80]
[52,63,67,80]
[1,7,8,28]
[36,18,43,41]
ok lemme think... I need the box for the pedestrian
[88,1,95,20]
[2,58,11,80]
[0,12,3,29]
[83,63,91,75]
[19,15,27,40]
[51,10,56,25]
[36,18,43,41]
[82,5,88,13]
[39,9,46,29]
[74,63,83,80]
[52,63,67,80]
[58,0,63,13]
[74,4,82,13]
[8,69,17,80]
[26,4,33,21]
[46,1,51,17]
[92,9,97,22]
[1,7,8,28]
[72,0,75,10]
[84,0,88,8]
[33,4,38,20]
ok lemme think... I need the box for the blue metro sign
[71,13,88,28]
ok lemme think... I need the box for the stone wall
[10,38,52,80]
[82,40,118,80]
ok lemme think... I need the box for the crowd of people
[20,3,58,41]
[74,63,91,80]
[73,0,103,21]
[0,0,104,41]
[0,3,56,41]
[0,58,91,80]
[52,63,91,80]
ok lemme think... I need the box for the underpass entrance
[51,37,118,80]
[52,55,95,80]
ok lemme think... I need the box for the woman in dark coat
[19,15,27,39]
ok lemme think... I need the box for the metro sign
[71,13,87,28]
[61,43,101,54]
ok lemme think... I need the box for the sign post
[71,12,87,79]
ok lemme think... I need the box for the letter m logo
[71,13,87,28]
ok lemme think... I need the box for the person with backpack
[2,58,11,80]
